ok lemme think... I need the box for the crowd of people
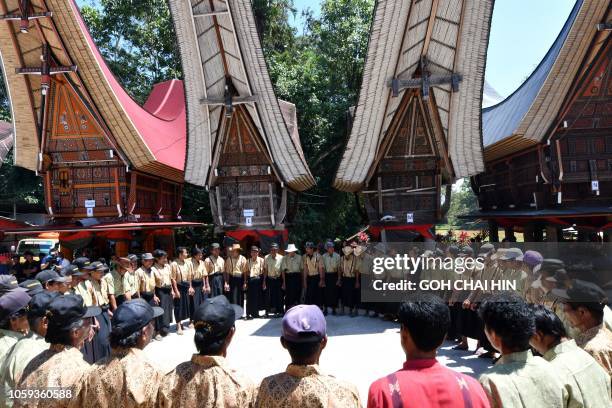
[0,239,611,407]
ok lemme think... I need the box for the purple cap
[523,250,543,267]
[282,304,326,342]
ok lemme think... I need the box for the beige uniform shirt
[264,254,283,279]
[0,330,24,369]
[80,348,163,408]
[479,350,565,408]
[74,280,94,306]
[0,332,46,406]
[136,267,156,293]
[245,257,264,278]
[126,271,138,295]
[256,364,361,408]
[281,254,302,274]
[575,324,612,377]
[158,355,256,408]
[101,273,114,299]
[204,256,224,276]
[171,260,191,283]
[303,254,321,277]
[16,346,91,408]
[225,256,247,277]
[90,279,109,306]
[543,339,612,408]
[341,254,358,278]
[107,270,130,296]
[152,264,172,287]
[322,252,341,274]
[188,258,207,280]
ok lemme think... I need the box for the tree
[446,179,479,228]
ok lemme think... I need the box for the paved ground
[143,315,493,404]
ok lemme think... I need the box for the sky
[290,0,577,98]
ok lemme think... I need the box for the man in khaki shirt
[224,244,246,307]
[321,241,341,316]
[158,296,255,407]
[478,294,565,408]
[563,280,612,376]
[340,242,360,317]
[530,305,611,407]
[244,246,264,319]
[263,243,284,317]
[256,305,360,407]
[280,244,302,309]
[204,243,225,297]
[0,289,30,369]
[302,242,323,307]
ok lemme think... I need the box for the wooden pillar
[115,240,129,257]
[488,220,499,243]
[143,231,155,253]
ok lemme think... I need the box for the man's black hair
[398,294,450,352]
[532,305,567,340]
[565,301,604,324]
[45,319,85,345]
[176,246,188,256]
[479,293,535,351]
[284,338,323,363]
[194,328,232,356]
[191,247,203,257]
[110,328,144,349]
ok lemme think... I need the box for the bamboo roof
[0,0,186,181]
[168,0,315,191]
[483,0,609,157]
[0,121,13,163]
[334,0,493,192]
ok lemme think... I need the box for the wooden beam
[390,74,462,97]
[377,176,383,214]
[193,10,229,18]
[200,95,257,106]
[268,183,275,226]
[421,0,440,57]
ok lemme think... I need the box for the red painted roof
[73,2,186,172]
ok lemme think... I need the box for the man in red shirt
[368,294,490,408]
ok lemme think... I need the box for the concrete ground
[143,315,493,404]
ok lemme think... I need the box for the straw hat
[286,244,298,253]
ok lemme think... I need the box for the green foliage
[446,180,479,228]
[80,0,181,103]
[0,150,44,209]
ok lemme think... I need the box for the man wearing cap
[280,244,302,310]
[340,242,360,317]
[368,295,489,408]
[224,244,247,307]
[243,246,264,319]
[530,305,611,408]
[321,241,341,316]
[170,247,192,335]
[204,244,225,298]
[188,248,209,314]
[563,280,612,376]
[0,275,19,297]
[302,242,323,308]
[0,289,31,368]
[35,269,71,294]
[158,296,255,407]
[79,299,164,408]
[126,254,140,300]
[152,250,173,337]
[0,292,59,406]
[263,243,284,317]
[256,304,360,407]
[16,294,99,407]
[88,262,112,362]
[18,279,44,297]
[135,253,159,308]
[108,257,134,309]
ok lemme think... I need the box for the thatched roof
[334,0,493,192]
[0,0,186,181]
[483,0,609,161]
[0,121,13,163]
[168,0,314,191]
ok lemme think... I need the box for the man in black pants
[281,244,302,310]
[205,243,225,297]
[264,243,284,317]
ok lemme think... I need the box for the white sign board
[86,207,94,217]
[84,199,96,208]
[245,217,253,227]
[591,180,599,191]
[243,209,255,217]
[406,212,414,223]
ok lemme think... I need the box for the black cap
[270,243,279,250]
[305,242,315,249]
[566,280,608,305]
[46,294,101,329]
[540,259,565,272]
[83,261,102,271]
[28,291,60,318]
[63,264,83,277]
[250,246,260,252]
[73,257,90,269]
[127,254,138,263]
[0,275,19,296]
[193,296,242,341]
[19,279,45,296]
[111,299,163,338]
[210,243,220,249]
[35,269,70,284]
[0,289,31,322]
